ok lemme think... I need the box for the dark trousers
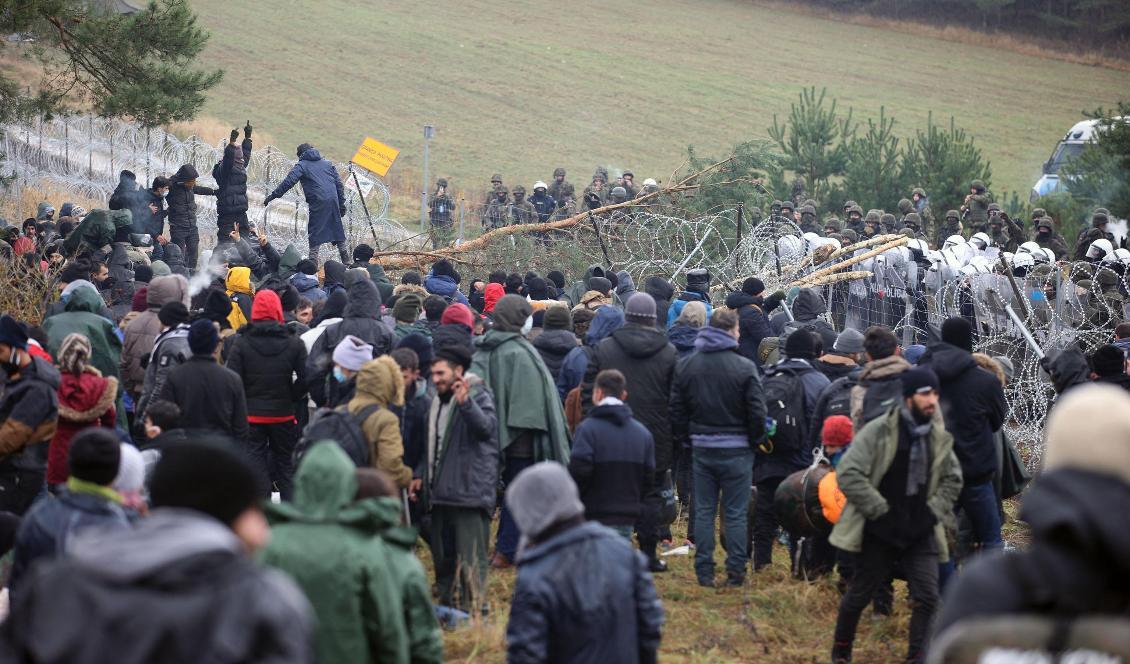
[635,471,663,560]
[217,213,252,241]
[170,228,199,270]
[309,240,350,267]
[247,420,299,500]
[430,505,490,613]
[753,476,797,570]
[692,447,753,579]
[674,444,693,540]
[0,467,45,516]
[833,533,939,663]
[495,455,535,559]
[955,480,1003,553]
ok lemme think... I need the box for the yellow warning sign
[351,136,400,177]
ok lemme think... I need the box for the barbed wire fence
[0,114,406,262]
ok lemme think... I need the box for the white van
[1031,117,1126,202]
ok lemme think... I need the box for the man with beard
[830,367,962,664]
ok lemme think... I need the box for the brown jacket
[347,356,412,488]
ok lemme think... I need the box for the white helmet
[1001,251,1015,264]
[925,249,944,265]
[906,238,929,255]
[970,232,993,250]
[1018,241,1041,255]
[533,181,548,191]
[802,232,822,252]
[943,234,967,250]
[777,235,805,258]
[1034,248,1055,264]
[969,256,994,272]
[1011,252,1035,270]
[1110,248,1130,265]
[823,238,842,252]
[642,178,657,187]
[1087,238,1115,260]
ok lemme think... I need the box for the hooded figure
[166,164,216,270]
[778,287,837,352]
[565,264,606,309]
[46,336,119,486]
[305,279,393,407]
[120,275,191,398]
[424,259,469,306]
[161,242,189,277]
[643,276,675,331]
[265,146,348,260]
[261,444,442,664]
[225,267,254,330]
[212,125,253,237]
[347,356,412,487]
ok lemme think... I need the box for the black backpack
[762,365,809,457]
[295,404,379,467]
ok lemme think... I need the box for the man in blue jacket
[505,462,663,664]
[265,143,348,266]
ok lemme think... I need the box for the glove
[244,121,253,138]
[230,129,239,143]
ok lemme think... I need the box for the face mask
[1,348,21,377]
[333,366,348,383]
[520,315,533,337]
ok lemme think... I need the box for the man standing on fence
[265,143,349,266]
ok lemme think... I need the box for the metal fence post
[458,197,465,245]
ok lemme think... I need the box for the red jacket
[47,369,118,485]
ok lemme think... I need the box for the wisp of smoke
[187,251,226,297]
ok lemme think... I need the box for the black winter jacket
[158,355,249,441]
[936,469,1130,635]
[306,280,393,407]
[808,367,861,449]
[583,324,677,472]
[532,328,577,383]
[724,291,774,364]
[226,321,307,417]
[781,288,837,353]
[166,165,215,232]
[212,139,252,218]
[643,276,674,331]
[670,327,766,448]
[568,402,655,526]
[919,341,1007,484]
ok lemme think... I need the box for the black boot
[831,641,853,664]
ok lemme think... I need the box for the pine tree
[767,87,854,207]
[839,107,907,212]
[0,0,222,126]
[899,114,993,217]
[1063,102,1130,220]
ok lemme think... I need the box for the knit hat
[202,289,233,328]
[832,328,865,355]
[505,462,586,543]
[439,303,474,331]
[396,333,433,371]
[586,276,612,296]
[993,355,1015,383]
[393,292,423,323]
[903,344,927,365]
[332,334,374,371]
[134,264,152,284]
[58,333,92,376]
[546,270,566,290]
[1091,344,1126,378]
[941,316,974,353]
[187,319,220,356]
[113,443,146,495]
[1044,384,1130,486]
[150,440,262,525]
[821,414,853,447]
[742,277,765,296]
[901,366,940,397]
[250,289,283,323]
[434,343,472,372]
[149,260,171,276]
[624,292,657,324]
[131,287,149,313]
[784,328,818,360]
[158,301,189,328]
[68,428,122,486]
[527,277,549,301]
[675,301,708,328]
[686,268,710,291]
[0,315,28,350]
[492,294,533,333]
[544,305,572,330]
[572,308,596,338]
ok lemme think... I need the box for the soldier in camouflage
[962,179,992,229]
[481,187,509,230]
[582,172,607,211]
[880,212,899,234]
[911,188,936,244]
[1034,216,1069,259]
[620,171,639,198]
[936,210,963,249]
[484,173,505,208]
[1073,208,1117,261]
[823,217,843,237]
[845,204,865,237]
[862,210,882,239]
[428,177,455,248]
[780,200,797,225]
[548,168,575,214]
[798,205,819,234]
[901,213,927,240]
[507,185,538,226]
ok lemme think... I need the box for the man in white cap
[504,462,664,664]
[327,334,373,408]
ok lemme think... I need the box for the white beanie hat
[332,334,374,372]
[1044,383,1130,486]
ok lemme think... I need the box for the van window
[1046,142,1085,174]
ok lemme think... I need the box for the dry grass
[755,0,1130,73]
[427,501,1027,663]
[166,115,278,148]
[0,183,103,224]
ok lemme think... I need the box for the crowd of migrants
[0,130,1128,664]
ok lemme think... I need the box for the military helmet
[880,213,896,227]
[780,200,795,212]
[988,202,1002,212]
[848,204,863,217]
[771,199,783,210]
[436,177,448,188]
[1037,216,1054,230]
[843,200,858,211]
[803,198,817,210]
[1096,267,1120,287]
[823,217,842,232]
[553,167,566,177]
[865,210,881,224]
[911,187,926,198]
[898,198,913,214]
[622,170,633,179]
[611,186,627,198]
[945,209,960,222]
[799,205,816,217]
[971,179,986,191]
[1031,207,1047,219]
[904,212,921,227]
[841,228,859,243]
[491,173,503,184]
[642,178,658,187]
[1093,208,1110,226]
[512,185,526,195]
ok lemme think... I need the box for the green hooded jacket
[261,444,442,664]
[44,286,122,382]
[61,209,115,256]
[470,330,571,462]
[829,406,963,562]
[276,243,303,281]
[365,262,395,303]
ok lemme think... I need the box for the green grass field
[189,0,1130,207]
